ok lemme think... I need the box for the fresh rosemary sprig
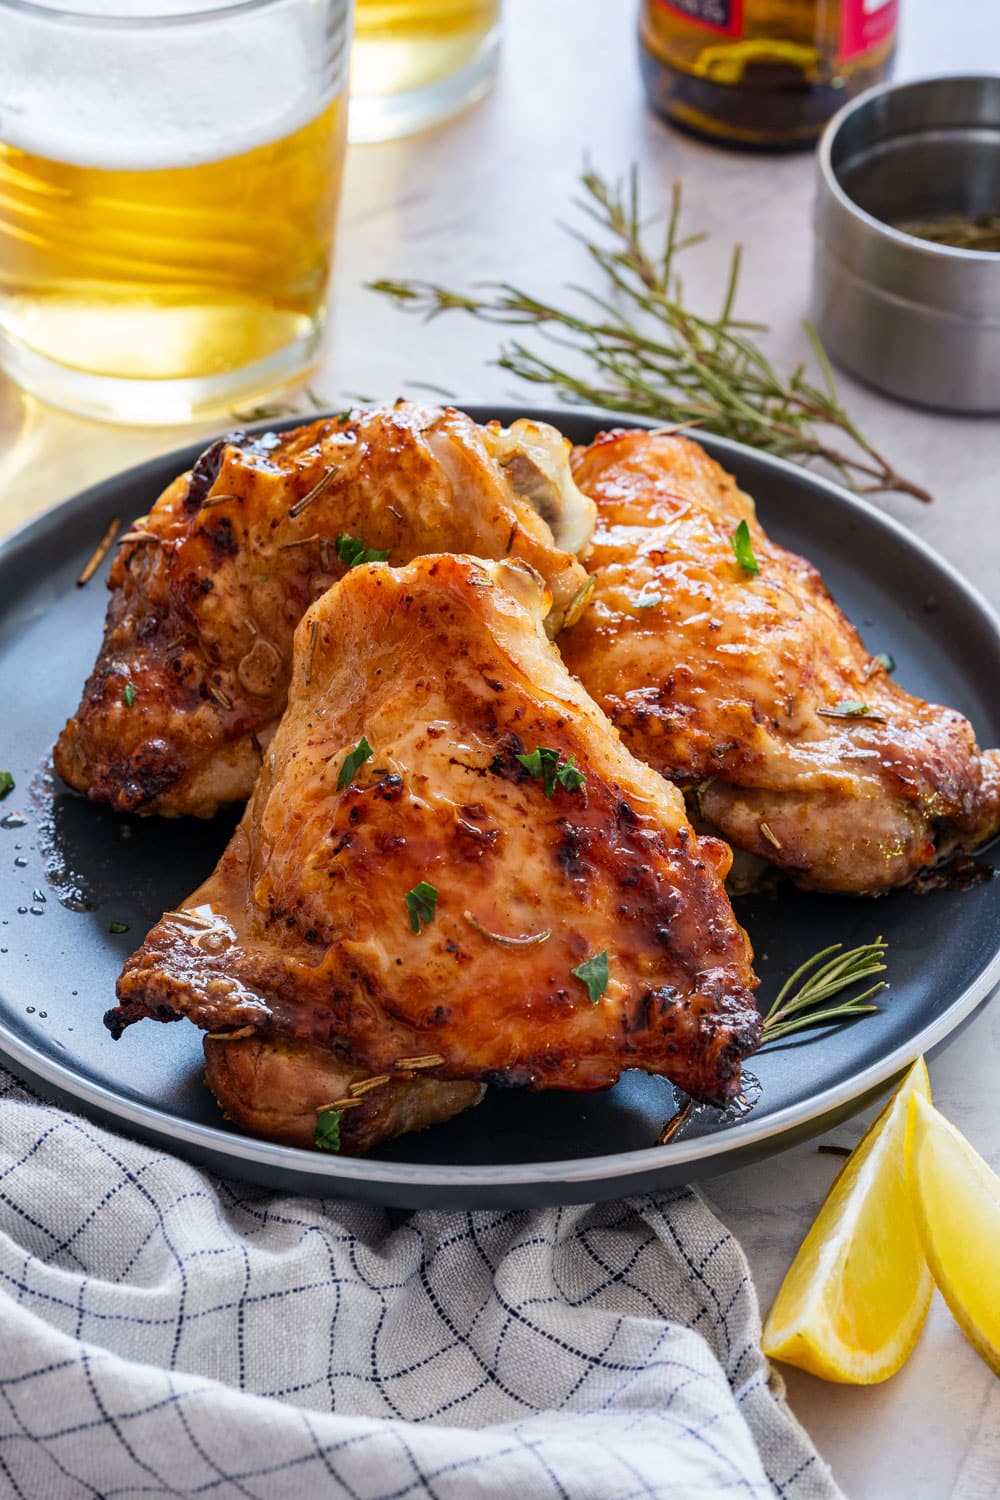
[371,167,931,504]
[232,386,329,423]
[656,938,888,1146]
[761,939,887,1045]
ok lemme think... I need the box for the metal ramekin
[812,74,1000,413]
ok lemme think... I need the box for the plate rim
[2,402,999,1192]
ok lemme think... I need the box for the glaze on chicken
[55,403,595,818]
[110,554,761,1151]
[561,429,1000,894]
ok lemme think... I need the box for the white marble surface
[1,3,999,1495]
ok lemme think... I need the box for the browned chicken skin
[55,403,594,819]
[204,1034,483,1155]
[561,429,1000,894]
[110,554,760,1143]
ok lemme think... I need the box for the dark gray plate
[1,406,998,1207]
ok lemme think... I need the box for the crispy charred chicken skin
[561,429,1000,894]
[55,403,595,818]
[110,554,760,1151]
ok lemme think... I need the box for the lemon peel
[762,1058,932,1383]
[909,1092,1000,1377]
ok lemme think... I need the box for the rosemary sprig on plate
[371,167,930,503]
[656,938,888,1146]
[761,938,887,1045]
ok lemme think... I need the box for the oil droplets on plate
[666,1071,764,1146]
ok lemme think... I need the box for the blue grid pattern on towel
[0,1068,840,1500]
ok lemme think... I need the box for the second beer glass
[350,0,501,143]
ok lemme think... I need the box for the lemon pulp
[762,1058,933,1383]
[909,1092,1000,1376]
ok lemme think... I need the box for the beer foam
[25,1,269,13]
[0,1,349,170]
[21,0,261,13]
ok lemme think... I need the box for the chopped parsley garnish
[314,1107,342,1152]
[0,771,13,800]
[571,950,609,1004]
[122,683,136,708]
[108,920,130,935]
[336,409,353,423]
[635,592,662,609]
[730,519,759,576]
[874,652,896,673]
[516,746,587,798]
[337,735,373,791]
[555,755,586,794]
[405,881,438,935]
[336,533,391,569]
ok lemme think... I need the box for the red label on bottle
[839,0,898,60]
[651,0,743,39]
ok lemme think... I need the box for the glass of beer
[350,0,500,143]
[0,0,350,424]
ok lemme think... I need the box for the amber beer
[351,0,500,141]
[0,0,350,422]
[0,103,345,393]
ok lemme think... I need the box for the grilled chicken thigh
[561,429,1000,894]
[110,553,760,1152]
[204,1034,483,1156]
[55,403,595,818]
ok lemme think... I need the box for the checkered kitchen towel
[0,1066,840,1500]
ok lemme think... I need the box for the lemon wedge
[761,1058,933,1382]
[909,1093,1000,1375]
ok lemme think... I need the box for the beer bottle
[638,0,899,149]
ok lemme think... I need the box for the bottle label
[839,0,898,61]
[650,0,743,38]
